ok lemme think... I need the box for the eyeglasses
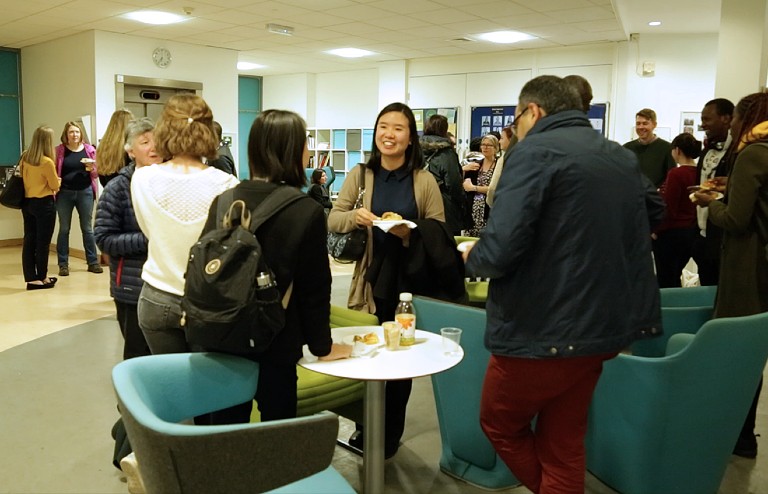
[511,107,530,130]
[480,143,495,148]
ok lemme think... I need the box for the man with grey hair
[463,75,662,493]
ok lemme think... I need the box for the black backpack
[181,186,305,355]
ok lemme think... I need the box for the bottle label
[396,313,416,346]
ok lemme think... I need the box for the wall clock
[152,47,172,68]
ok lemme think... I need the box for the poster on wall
[412,107,459,138]
[471,106,516,140]
[471,103,609,139]
[680,111,705,142]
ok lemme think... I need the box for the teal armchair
[113,353,355,494]
[586,312,768,494]
[413,296,519,490]
[630,305,713,357]
[660,285,717,307]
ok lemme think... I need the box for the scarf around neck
[738,120,768,151]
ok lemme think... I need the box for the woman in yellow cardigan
[21,126,60,289]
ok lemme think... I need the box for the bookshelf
[307,127,373,193]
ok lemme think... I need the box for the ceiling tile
[547,6,615,23]
[0,0,725,76]
[513,0,594,13]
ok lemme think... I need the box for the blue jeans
[55,188,98,266]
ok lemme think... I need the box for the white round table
[299,326,463,494]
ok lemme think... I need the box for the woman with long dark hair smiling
[328,102,447,458]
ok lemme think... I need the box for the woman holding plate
[693,91,768,458]
[328,102,448,458]
[54,121,101,276]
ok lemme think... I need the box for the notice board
[470,103,609,138]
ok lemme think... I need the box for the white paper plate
[689,191,723,202]
[342,334,380,346]
[372,219,417,232]
[457,240,475,253]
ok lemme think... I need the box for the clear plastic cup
[441,327,462,356]
[383,321,401,351]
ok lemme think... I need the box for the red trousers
[480,353,616,494]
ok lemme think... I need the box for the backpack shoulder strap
[247,186,306,233]
[215,188,237,226]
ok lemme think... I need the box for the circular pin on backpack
[205,259,221,274]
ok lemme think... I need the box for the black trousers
[21,196,56,282]
[691,230,721,286]
[115,301,151,360]
[653,227,697,288]
[352,296,413,450]
[740,378,763,440]
[204,361,298,423]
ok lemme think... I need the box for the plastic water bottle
[395,292,416,346]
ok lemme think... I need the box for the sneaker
[120,452,146,494]
[58,265,69,276]
[733,434,758,458]
[88,263,103,274]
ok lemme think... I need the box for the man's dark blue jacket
[467,110,663,358]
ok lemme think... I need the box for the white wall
[407,43,615,144]
[5,31,239,244]
[264,69,379,129]
[93,31,238,144]
[21,31,97,143]
[263,73,314,123]
[261,36,721,148]
[614,33,718,144]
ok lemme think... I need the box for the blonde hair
[98,109,134,176]
[481,134,500,153]
[23,126,55,166]
[153,94,218,160]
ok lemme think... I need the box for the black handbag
[0,160,24,209]
[327,164,367,262]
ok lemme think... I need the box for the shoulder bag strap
[248,186,306,233]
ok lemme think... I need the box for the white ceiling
[0,0,721,76]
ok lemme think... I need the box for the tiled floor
[0,245,766,493]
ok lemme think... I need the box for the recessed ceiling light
[123,11,188,25]
[237,62,265,70]
[648,21,662,26]
[326,48,374,58]
[475,30,535,44]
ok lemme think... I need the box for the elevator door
[123,85,195,121]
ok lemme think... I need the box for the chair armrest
[666,333,695,356]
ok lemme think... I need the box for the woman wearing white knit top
[131,94,239,354]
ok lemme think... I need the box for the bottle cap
[256,272,272,287]
[399,292,412,301]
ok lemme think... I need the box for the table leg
[364,380,385,494]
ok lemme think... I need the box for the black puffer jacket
[94,164,148,305]
[420,135,466,234]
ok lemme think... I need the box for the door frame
[115,74,202,109]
